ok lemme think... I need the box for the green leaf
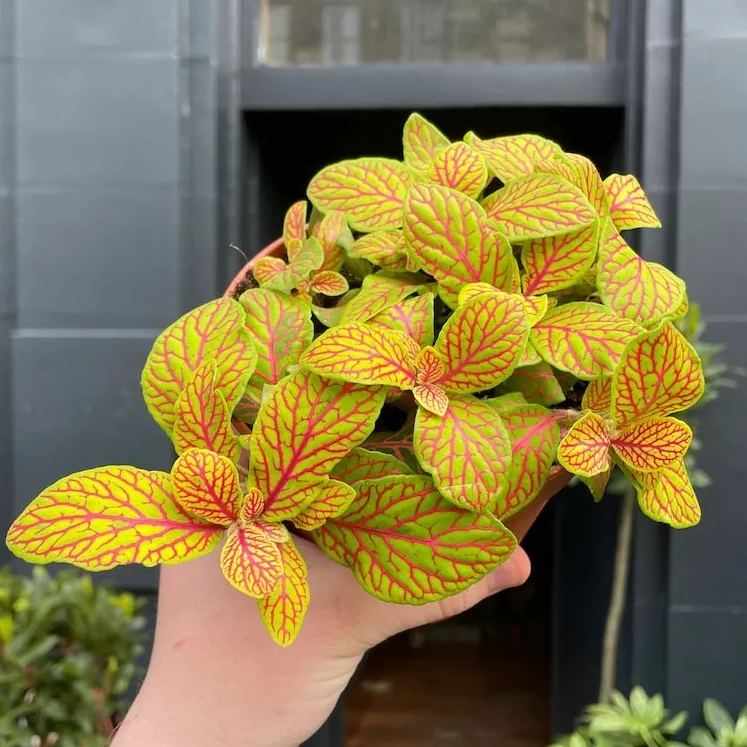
[703,698,734,736]
[313,474,517,604]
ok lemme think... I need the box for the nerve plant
[6,113,706,646]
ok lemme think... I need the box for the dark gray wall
[4,0,225,589]
[667,0,747,716]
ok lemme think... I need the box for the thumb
[360,548,532,645]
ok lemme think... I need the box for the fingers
[353,548,531,646]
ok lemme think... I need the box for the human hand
[112,470,568,747]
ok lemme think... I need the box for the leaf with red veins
[403,113,450,171]
[582,376,612,416]
[604,173,661,230]
[292,479,357,531]
[536,153,610,216]
[349,230,409,271]
[427,141,488,199]
[611,416,692,473]
[556,412,613,478]
[249,370,385,521]
[310,210,348,272]
[220,523,283,598]
[171,448,241,526]
[370,292,435,347]
[313,474,517,604]
[258,538,310,646]
[332,447,414,484]
[415,346,447,384]
[301,322,420,388]
[239,486,265,522]
[435,292,529,393]
[629,460,700,528]
[501,361,566,407]
[413,383,449,417]
[7,467,222,570]
[310,270,349,297]
[415,395,512,513]
[499,405,562,519]
[283,200,308,248]
[339,271,428,324]
[464,132,561,182]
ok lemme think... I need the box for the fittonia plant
[6,114,704,646]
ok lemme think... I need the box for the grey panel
[15,0,178,58]
[12,331,173,514]
[16,58,179,188]
[0,0,12,58]
[16,188,181,328]
[0,193,12,316]
[683,0,747,36]
[669,320,747,607]
[667,609,747,716]
[677,188,747,316]
[680,37,747,188]
[186,0,221,61]
[0,319,11,561]
[183,60,218,200]
[0,62,12,185]
[242,62,625,110]
[182,194,220,303]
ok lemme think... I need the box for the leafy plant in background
[6,113,708,646]
[550,688,747,747]
[0,567,145,747]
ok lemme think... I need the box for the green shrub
[0,567,146,747]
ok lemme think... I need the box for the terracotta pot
[224,239,571,541]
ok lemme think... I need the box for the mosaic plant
[6,114,703,646]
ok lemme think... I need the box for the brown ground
[345,629,550,747]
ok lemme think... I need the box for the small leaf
[290,237,324,277]
[310,210,348,271]
[501,361,566,406]
[703,698,734,736]
[308,157,420,231]
[142,298,257,433]
[611,416,692,472]
[283,200,307,249]
[349,230,409,271]
[435,292,529,392]
[240,288,314,410]
[630,460,701,528]
[604,173,661,230]
[530,301,642,379]
[582,376,612,415]
[7,467,222,569]
[413,383,450,416]
[339,271,428,324]
[481,173,596,241]
[173,360,240,461]
[220,524,283,598]
[597,219,685,326]
[427,141,488,198]
[171,448,241,526]
[369,292,435,347]
[258,538,310,646]
[403,112,450,171]
[292,480,356,531]
[403,183,518,308]
[464,132,561,182]
[611,322,704,426]
[365,419,418,469]
[521,221,600,295]
[499,405,561,519]
[536,152,610,215]
[250,370,386,521]
[301,322,419,388]
[331,447,414,484]
[556,412,613,477]
[415,395,512,513]
[313,474,517,603]
[253,255,295,293]
[310,270,349,297]
[579,466,611,501]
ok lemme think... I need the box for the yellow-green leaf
[141,298,257,433]
[308,157,420,232]
[7,467,222,570]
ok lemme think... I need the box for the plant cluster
[6,114,705,645]
[551,688,747,747]
[0,568,145,747]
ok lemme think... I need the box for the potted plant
[6,113,704,647]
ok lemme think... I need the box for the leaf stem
[598,485,636,703]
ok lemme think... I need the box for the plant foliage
[6,114,706,645]
[0,567,145,747]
